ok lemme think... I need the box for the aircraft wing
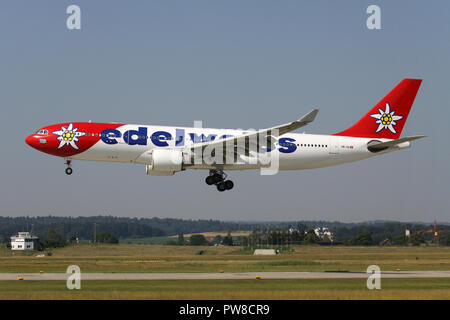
[368,135,426,152]
[183,108,319,154]
[264,108,319,136]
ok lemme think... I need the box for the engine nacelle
[144,149,183,176]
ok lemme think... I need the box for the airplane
[26,78,424,192]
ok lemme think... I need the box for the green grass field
[120,236,175,245]
[1,278,449,300]
[0,244,449,299]
[1,244,449,273]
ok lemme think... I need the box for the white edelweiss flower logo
[370,102,403,134]
[52,124,86,150]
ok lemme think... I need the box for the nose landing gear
[65,159,73,175]
[205,170,234,192]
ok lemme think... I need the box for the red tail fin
[334,79,422,139]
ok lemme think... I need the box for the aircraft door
[329,136,340,154]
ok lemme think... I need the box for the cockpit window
[35,130,48,135]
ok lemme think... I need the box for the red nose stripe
[27,122,123,157]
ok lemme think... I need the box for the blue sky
[0,1,449,222]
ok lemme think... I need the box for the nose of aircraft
[25,135,38,148]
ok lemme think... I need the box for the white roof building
[314,227,334,242]
[10,232,39,251]
[254,249,279,255]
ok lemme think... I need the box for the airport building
[314,227,334,242]
[10,232,39,250]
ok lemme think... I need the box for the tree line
[0,216,246,242]
[0,216,449,247]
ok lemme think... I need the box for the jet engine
[142,149,183,176]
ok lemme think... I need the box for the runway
[1,271,450,281]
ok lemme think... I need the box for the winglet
[275,108,319,136]
[299,108,319,124]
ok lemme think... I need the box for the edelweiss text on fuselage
[99,127,298,153]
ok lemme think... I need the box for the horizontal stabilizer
[368,135,426,152]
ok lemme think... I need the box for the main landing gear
[65,159,73,175]
[205,170,234,192]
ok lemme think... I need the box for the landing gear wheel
[64,159,72,175]
[217,182,226,192]
[205,176,215,185]
[211,173,223,184]
[224,180,234,190]
[207,170,233,191]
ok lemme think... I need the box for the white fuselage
[70,124,404,171]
